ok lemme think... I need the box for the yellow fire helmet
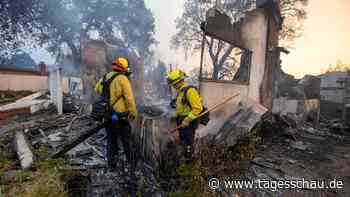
[167,70,187,85]
[112,57,130,72]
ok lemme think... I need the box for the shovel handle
[169,93,240,134]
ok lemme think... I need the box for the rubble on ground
[0,91,52,120]
[1,87,350,196]
[0,90,34,105]
[273,72,322,127]
[237,117,350,197]
[214,99,268,147]
[0,99,171,196]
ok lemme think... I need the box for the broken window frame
[198,31,253,85]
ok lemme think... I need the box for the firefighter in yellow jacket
[95,57,138,169]
[167,70,203,162]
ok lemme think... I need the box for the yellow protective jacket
[175,83,203,121]
[94,71,138,119]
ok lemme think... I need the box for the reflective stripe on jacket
[95,71,138,118]
[175,83,203,120]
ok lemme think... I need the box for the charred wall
[260,8,280,110]
[201,8,273,107]
[80,39,144,104]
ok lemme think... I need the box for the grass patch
[0,132,75,197]
[168,163,204,197]
[21,166,68,197]
[0,131,18,171]
[2,158,69,197]
[2,156,88,197]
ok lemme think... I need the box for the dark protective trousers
[177,117,199,161]
[105,119,132,168]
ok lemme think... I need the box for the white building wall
[201,82,248,118]
[199,81,248,136]
[241,9,268,102]
[0,74,48,91]
[320,72,346,104]
[0,73,74,94]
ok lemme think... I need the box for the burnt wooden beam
[51,124,104,159]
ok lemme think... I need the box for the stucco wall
[199,81,249,136]
[240,9,268,102]
[0,74,48,91]
[0,73,71,93]
[201,81,248,116]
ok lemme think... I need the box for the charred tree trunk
[213,63,221,80]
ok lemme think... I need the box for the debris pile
[0,90,34,105]
[0,101,173,196]
[274,70,322,127]
[237,116,350,197]
[1,82,349,197]
[0,91,53,120]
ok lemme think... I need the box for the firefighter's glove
[128,113,136,121]
[180,117,192,128]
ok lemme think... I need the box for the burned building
[194,0,282,138]
[80,39,145,104]
[319,71,350,120]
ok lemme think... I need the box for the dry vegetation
[162,124,263,196]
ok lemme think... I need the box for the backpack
[182,86,210,125]
[91,73,120,122]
